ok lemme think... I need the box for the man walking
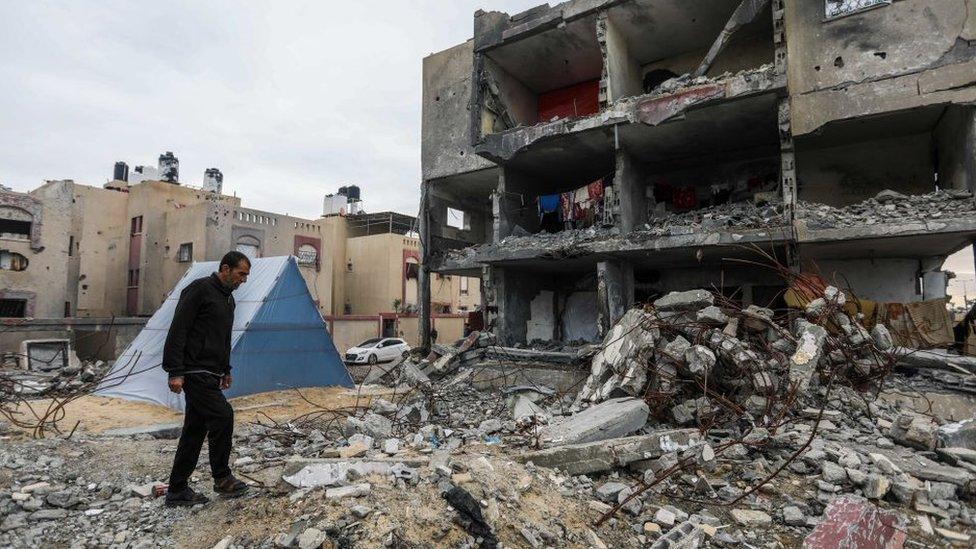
[162,251,251,506]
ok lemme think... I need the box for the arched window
[296,244,318,265]
[0,250,28,271]
[0,206,33,240]
[235,235,261,260]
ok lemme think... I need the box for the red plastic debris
[803,496,907,549]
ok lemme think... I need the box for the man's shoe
[213,474,249,498]
[165,487,210,507]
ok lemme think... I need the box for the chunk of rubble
[325,483,371,499]
[654,289,714,312]
[511,395,549,422]
[577,309,658,402]
[939,418,976,450]
[889,414,938,451]
[697,306,728,325]
[731,509,771,525]
[790,320,827,388]
[539,397,649,448]
[521,429,700,476]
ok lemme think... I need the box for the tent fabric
[95,256,352,410]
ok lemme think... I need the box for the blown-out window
[178,243,193,263]
[825,0,890,19]
[297,244,318,265]
[0,250,28,271]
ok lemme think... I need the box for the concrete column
[921,257,950,301]
[597,259,635,336]
[615,149,647,234]
[493,167,538,241]
[741,284,755,306]
[418,182,432,352]
[491,266,535,346]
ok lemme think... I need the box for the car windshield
[357,338,383,348]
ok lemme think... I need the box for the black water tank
[338,186,348,197]
[346,185,361,201]
[113,161,129,182]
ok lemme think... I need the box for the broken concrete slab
[731,509,771,526]
[325,483,371,499]
[791,321,827,388]
[102,423,182,440]
[520,429,701,476]
[937,447,976,466]
[939,418,976,450]
[539,397,649,448]
[511,395,549,422]
[889,414,938,451]
[283,461,394,489]
[577,309,657,403]
[653,289,714,312]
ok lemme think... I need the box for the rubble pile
[633,200,786,238]
[5,288,976,546]
[648,63,778,97]
[798,189,976,229]
[576,286,893,413]
[441,225,615,264]
[1,354,110,398]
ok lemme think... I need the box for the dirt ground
[1,386,633,548]
[7,386,394,435]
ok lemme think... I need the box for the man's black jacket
[162,274,235,379]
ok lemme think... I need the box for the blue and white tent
[96,256,353,410]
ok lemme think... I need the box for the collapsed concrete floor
[437,189,976,267]
[4,285,976,547]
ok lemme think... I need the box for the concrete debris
[538,397,649,448]
[797,189,975,229]
[101,423,183,439]
[0,358,110,398]
[653,289,715,312]
[889,414,938,451]
[520,429,700,476]
[6,310,976,547]
[731,509,772,526]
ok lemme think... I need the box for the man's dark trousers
[168,373,234,492]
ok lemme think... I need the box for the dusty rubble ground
[4,284,976,548]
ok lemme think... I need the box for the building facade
[420,0,976,346]
[0,176,480,329]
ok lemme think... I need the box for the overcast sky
[0,1,539,219]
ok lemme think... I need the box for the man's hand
[168,376,184,394]
[220,374,232,390]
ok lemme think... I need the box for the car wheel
[401,350,409,359]
[368,354,378,365]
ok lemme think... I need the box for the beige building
[0,176,480,329]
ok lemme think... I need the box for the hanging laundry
[538,194,560,218]
[587,179,604,200]
[559,192,574,222]
[672,186,698,211]
[573,186,590,205]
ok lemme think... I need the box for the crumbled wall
[807,258,924,303]
[797,133,935,206]
[786,0,976,135]
[421,40,496,181]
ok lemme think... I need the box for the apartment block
[420,0,976,346]
[1,167,479,329]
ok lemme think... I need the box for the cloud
[0,0,539,218]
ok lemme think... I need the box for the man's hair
[220,251,251,270]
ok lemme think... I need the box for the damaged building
[1,159,480,360]
[419,0,976,347]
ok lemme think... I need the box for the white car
[344,338,410,365]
